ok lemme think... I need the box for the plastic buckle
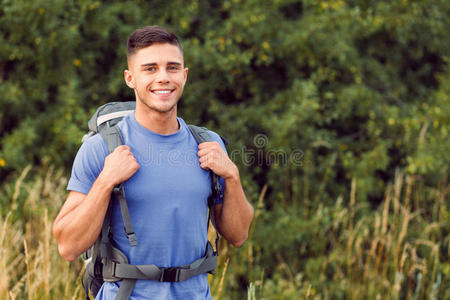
[110,261,117,278]
[160,268,180,282]
[126,230,137,247]
[94,260,104,277]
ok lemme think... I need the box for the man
[52,25,254,299]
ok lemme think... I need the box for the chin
[153,104,177,114]
[137,98,177,113]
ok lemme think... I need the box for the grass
[1,166,85,300]
[210,171,449,299]
[0,166,448,299]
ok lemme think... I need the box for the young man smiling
[52,26,254,299]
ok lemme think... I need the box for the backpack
[81,101,224,300]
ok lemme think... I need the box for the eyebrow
[140,62,183,67]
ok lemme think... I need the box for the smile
[152,89,174,95]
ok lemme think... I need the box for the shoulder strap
[99,125,137,247]
[99,126,123,153]
[104,241,218,300]
[187,125,224,254]
[187,124,224,208]
[187,125,212,144]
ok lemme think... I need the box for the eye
[168,65,180,71]
[146,67,156,72]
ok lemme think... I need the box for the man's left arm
[198,142,254,247]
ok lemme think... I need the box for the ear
[182,67,188,86]
[124,69,135,89]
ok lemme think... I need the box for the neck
[134,102,179,135]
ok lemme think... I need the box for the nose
[156,69,170,84]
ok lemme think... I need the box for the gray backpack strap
[187,125,224,206]
[187,125,224,254]
[115,280,137,300]
[113,184,137,246]
[100,242,217,300]
[99,126,123,153]
[187,125,212,144]
[105,242,217,282]
[100,202,113,258]
[99,125,137,247]
[187,124,224,212]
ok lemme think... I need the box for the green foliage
[244,173,449,299]
[1,0,449,299]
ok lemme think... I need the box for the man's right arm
[52,145,139,262]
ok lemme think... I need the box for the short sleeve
[67,134,109,194]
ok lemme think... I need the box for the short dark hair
[127,25,183,58]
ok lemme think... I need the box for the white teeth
[154,90,171,94]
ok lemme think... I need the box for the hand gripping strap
[188,125,223,254]
[99,125,137,247]
[187,124,225,211]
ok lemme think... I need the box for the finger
[116,145,130,152]
[198,148,210,157]
[197,142,209,149]
[198,142,217,149]
[131,160,140,170]
[198,154,210,164]
[199,162,210,170]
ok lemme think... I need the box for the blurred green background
[0,0,448,299]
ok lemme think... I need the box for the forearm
[217,171,254,247]
[53,176,114,261]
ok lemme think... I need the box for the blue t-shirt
[67,113,226,300]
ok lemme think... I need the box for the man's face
[124,43,188,114]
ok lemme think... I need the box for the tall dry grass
[229,171,449,299]
[0,166,85,300]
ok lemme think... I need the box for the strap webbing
[115,279,137,300]
[111,245,217,281]
[114,184,137,246]
[188,125,223,254]
[187,125,211,144]
[103,242,217,285]
[100,202,113,258]
[100,126,123,153]
[99,125,137,247]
